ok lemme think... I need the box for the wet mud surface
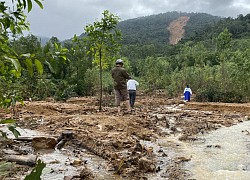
[1,95,250,179]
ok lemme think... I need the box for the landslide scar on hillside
[167,16,190,45]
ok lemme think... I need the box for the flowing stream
[143,103,250,180]
[182,120,250,180]
[143,120,250,180]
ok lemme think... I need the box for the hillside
[117,11,221,45]
[167,16,190,45]
[182,13,250,42]
[77,11,221,46]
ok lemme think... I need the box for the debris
[3,154,37,166]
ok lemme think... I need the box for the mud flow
[1,96,250,179]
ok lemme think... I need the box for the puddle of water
[164,104,183,111]
[80,151,123,180]
[140,136,184,180]
[182,120,250,180]
[40,148,123,180]
[0,125,44,139]
[38,149,78,180]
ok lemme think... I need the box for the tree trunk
[99,49,103,111]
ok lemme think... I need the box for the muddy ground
[1,94,250,179]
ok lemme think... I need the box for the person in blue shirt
[183,85,192,102]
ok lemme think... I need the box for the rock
[80,167,95,180]
[176,156,191,163]
[138,157,155,172]
[106,163,114,171]
[155,114,166,121]
[32,137,57,150]
[63,176,73,180]
[133,142,143,152]
[146,147,154,156]
[112,140,120,148]
[166,119,170,128]
[71,159,82,166]
[56,131,74,150]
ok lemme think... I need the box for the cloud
[25,0,250,40]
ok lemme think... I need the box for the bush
[33,78,57,100]
[54,80,77,101]
[195,87,245,103]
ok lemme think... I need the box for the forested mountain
[182,14,250,42]
[78,11,221,46]
[117,11,250,46]
[117,11,221,45]
[65,11,250,47]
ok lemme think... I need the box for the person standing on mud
[183,85,192,102]
[127,77,139,111]
[112,59,131,113]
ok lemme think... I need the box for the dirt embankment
[1,96,250,179]
[167,16,190,45]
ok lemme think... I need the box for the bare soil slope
[168,16,190,45]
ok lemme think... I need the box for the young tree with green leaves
[66,35,93,95]
[0,0,44,104]
[9,35,44,98]
[0,1,45,156]
[1,2,46,179]
[216,28,232,93]
[84,10,122,110]
[44,40,69,80]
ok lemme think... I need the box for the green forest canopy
[2,9,250,104]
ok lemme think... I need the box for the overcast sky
[25,0,250,40]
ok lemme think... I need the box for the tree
[66,35,93,95]
[84,10,122,110]
[44,38,69,80]
[10,34,42,54]
[9,35,43,98]
[216,28,232,51]
[216,28,232,92]
[0,0,44,103]
[0,0,43,138]
[139,57,171,91]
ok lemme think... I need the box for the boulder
[32,137,57,150]
[138,157,156,172]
